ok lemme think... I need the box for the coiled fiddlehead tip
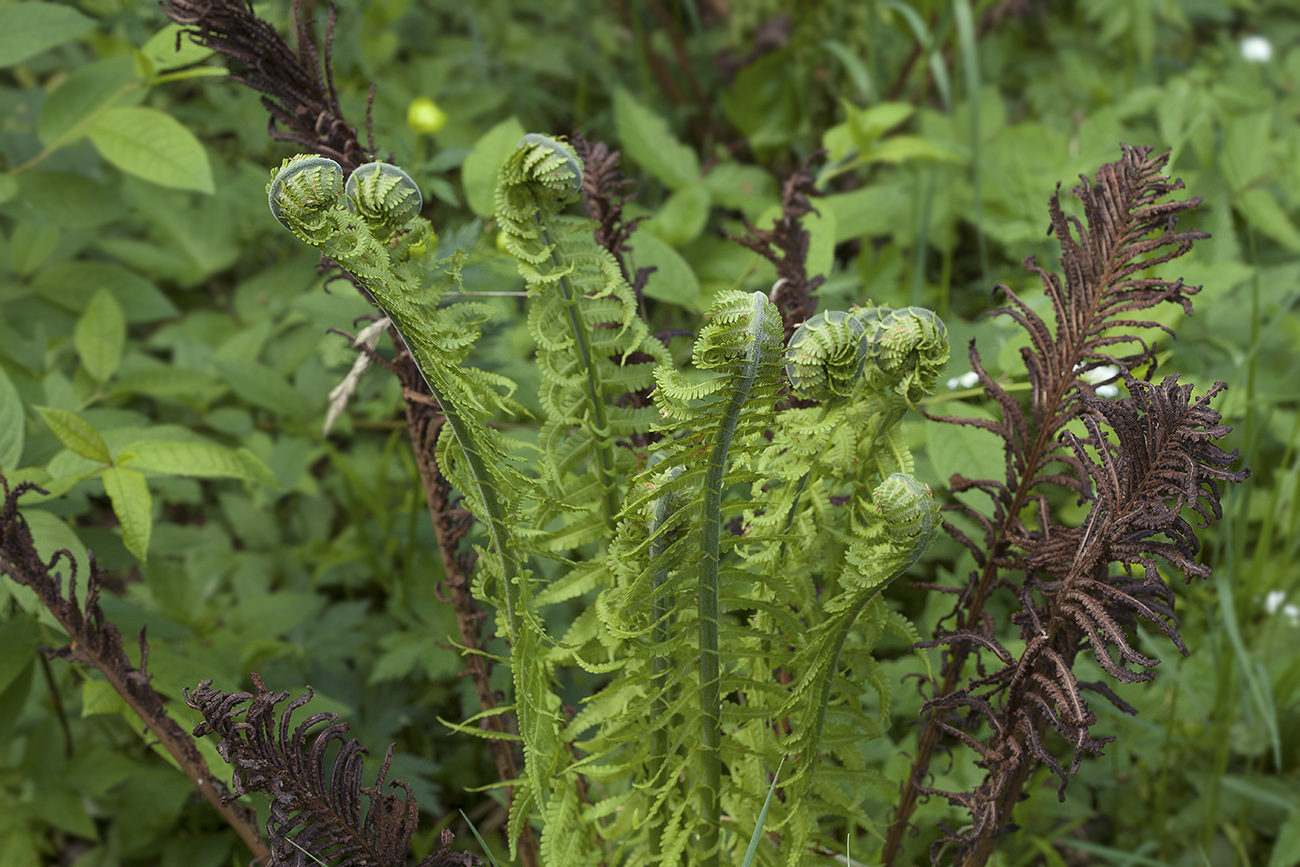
[268,155,345,229]
[785,310,869,400]
[858,306,949,406]
[515,133,583,195]
[872,473,937,543]
[345,161,423,226]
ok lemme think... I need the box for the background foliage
[0,0,1295,865]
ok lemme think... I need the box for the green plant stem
[697,291,768,866]
[538,222,621,527]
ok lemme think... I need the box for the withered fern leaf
[881,146,1249,867]
[185,674,480,867]
[161,0,372,171]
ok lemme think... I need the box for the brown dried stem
[0,477,269,861]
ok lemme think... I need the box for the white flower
[946,371,980,390]
[1264,591,1300,626]
[1241,35,1273,63]
[1073,363,1121,397]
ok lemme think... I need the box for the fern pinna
[268,140,949,866]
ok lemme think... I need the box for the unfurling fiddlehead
[496,134,669,539]
[729,304,947,862]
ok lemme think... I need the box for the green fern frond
[496,134,670,531]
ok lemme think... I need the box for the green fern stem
[698,290,773,866]
[393,331,522,628]
[536,220,621,526]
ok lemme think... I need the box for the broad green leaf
[111,368,224,399]
[121,440,279,488]
[81,679,128,716]
[74,288,126,382]
[462,116,526,218]
[8,223,59,275]
[701,163,775,219]
[2,171,126,227]
[645,183,711,247]
[34,407,111,463]
[0,366,24,471]
[213,358,304,421]
[38,55,136,146]
[1234,187,1300,252]
[32,262,178,323]
[87,107,215,194]
[614,87,699,189]
[927,405,1006,497]
[721,50,802,151]
[804,206,837,282]
[139,23,214,73]
[866,135,964,165]
[845,101,915,150]
[102,466,152,561]
[823,183,911,242]
[0,174,17,205]
[1269,810,1300,867]
[0,617,39,696]
[631,231,702,309]
[0,4,95,68]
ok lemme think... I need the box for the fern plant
[263,132,949,866]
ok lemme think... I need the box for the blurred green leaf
[628,230,701,309]
[121,440,279,488]
[462,116,526,218]
[34,407,110,463]
[1234,188,1300,252]
[0,3,95,68]
[38,55,136,146]
[0,366,24,472]
[1270,810,1300,867]
[0,617,39,697]
[212,358,304,421]
[75,288,126,383]
[32,262,178,323]
[88,107,215,194]
[614,87,699,189]
[102,466,152,560]
[2,171,126,227]
[645,182,711,247]
[8,223,59,276]
[81,679,128,717]
[845,101,915,151]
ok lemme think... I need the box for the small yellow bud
[406,97,448,134]
[496,230,510,252]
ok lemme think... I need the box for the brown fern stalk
[185,674,481,867]
[0,478,269,861]
[161,0,373,170]
[726,153,828,342]
[882,145,1231,864]
[936,374,1247,865]
[161,5,539,862]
